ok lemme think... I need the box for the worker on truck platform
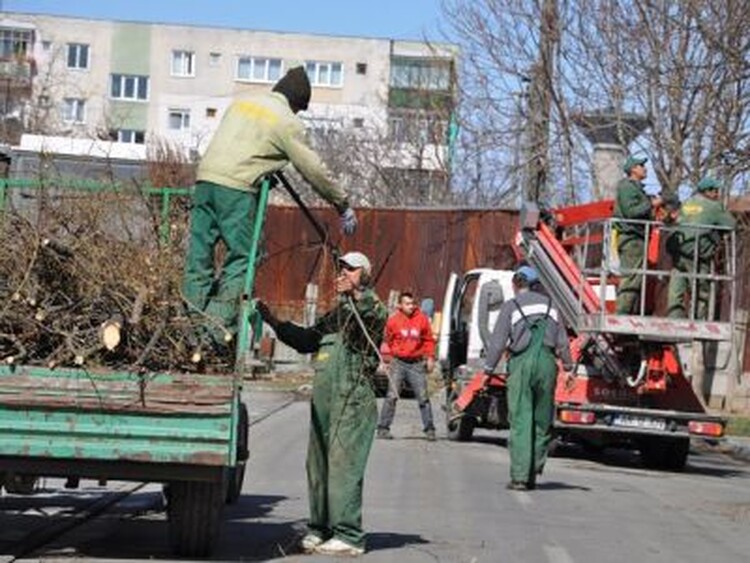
[183,66,358,348]
[256,251,387,557]
[666,176,735,320]
[483,266,574,491]
[613,155,662,315]
[376,291,437,441]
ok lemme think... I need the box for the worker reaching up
[183,66,358,347]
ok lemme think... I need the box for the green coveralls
[613,177,653,315]
[506,315,557,484]
[276,290,387,548]
[666,193,735,319]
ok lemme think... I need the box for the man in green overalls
[667,177,735,319]
[183,67,357,347]
[257,251,387,556]
[613,155,662,314]
[483,266,574,490]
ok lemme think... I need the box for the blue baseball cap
[514,265,539,284]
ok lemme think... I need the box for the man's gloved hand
[254,300,279,330]
[339,207,358,236]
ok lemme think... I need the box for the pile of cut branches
[0,185,234,373]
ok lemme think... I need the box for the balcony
[0,57,35,91]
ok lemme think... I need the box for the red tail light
[688,421,724,437]
[558,410,596,425]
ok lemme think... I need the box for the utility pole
[524,0,558,202]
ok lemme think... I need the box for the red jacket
[384,308,435,360]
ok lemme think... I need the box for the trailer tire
[226,401,249,504]
[638,436,689,471]
[167,480,224,558]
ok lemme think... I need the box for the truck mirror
[421,298,435,320]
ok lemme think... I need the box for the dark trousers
[377,358,435,432]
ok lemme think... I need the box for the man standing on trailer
[613,155,662,315]
[666,176,735,320]
[483,266,574,491]
[183,66,358,348]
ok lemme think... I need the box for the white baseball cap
[339,251,371,275]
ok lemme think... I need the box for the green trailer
[0,179,271,557]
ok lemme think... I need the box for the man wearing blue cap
[483,265,574,490]
[666,177,735,319]
[613,155,662,314]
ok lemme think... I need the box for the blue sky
[3,0,445,40]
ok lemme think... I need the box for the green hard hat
[697,176,721,192]
[623,155,648,173]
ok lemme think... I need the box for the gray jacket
[483,289,574,372]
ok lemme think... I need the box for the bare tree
[441,0,750,204]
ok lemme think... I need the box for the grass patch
[726,416,750,437]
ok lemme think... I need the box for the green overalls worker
[613,155,662,314]
[256,251,387,557]
[667,177,735,319]
[483,266,574,491]
[183,66,358,345]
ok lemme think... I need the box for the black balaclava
[272,66,311,112]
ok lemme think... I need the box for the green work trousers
[506,328,557,484]
[616,235,645,315]
[667,255,712,320]
[182,181,257,339]
[307,335,377,549]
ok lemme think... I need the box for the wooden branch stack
[0,190,233,373]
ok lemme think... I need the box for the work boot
[376,428,393,440]
[314,538,365,556]
[425,429,437,441]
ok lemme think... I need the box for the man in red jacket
[376,292,436,441]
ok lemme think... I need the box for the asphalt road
[2,389,749,562]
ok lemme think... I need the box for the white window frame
[168,108,191,131]
[305,61,344,88]
[209,52,222,67]
[115,129,145,144]
[67,43,89,70]
[171,50,195,77]
[110,74,149,101]
[235,56,283,83]
[61,97,86,123]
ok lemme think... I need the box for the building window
[352,117,364,128]
[305,61,343,87]
[0,28,32,58]
[62,98,86,123]
[110,74,149,101]
[206,107,217,118]
[236,57,283,83]
[388,111,447,145]
[209,52,221,66]
[171,50,195,77]
[67,43,89,70]
[42,41,52,51]
[390,57,452,91]
[356,62,367,75]
[168,109,191,131]
[110,129,145,144]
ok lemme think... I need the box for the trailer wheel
[638,436,689,471]
[226,401,249,504]
[167,480,224,557]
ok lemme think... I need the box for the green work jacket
[613,177,652,236]
[675,193,735,256]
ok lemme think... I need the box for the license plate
[612,414,666,431]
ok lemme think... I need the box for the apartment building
[0,12,458,204]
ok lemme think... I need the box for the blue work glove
[339,207,358,236]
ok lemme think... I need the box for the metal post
[159,188,171,246]
[234,178,271,374]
